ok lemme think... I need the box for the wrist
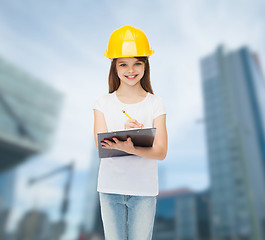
[128,146,137,155]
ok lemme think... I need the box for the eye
[135,62,142,65]
[120,63,126,67]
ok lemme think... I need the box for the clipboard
[97,128,156,158]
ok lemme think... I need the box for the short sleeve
[93,95,105,113]
[153,96,166,119]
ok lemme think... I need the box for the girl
[93,25,168,240]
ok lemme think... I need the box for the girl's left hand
[101,137,135,154]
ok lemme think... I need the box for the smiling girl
[93,25,168,240]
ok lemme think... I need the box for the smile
[125,74,138,79]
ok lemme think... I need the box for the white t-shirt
[93,91,166,196]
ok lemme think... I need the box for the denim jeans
[99,192,157,240]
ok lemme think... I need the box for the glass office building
[0,56,63,172]
[0,168,15,238]
[0,169,15,209]
[154,191,177,239]
[14,209,50,240]
[200,46,265,240]
[153,189,211,240]
[0,56,63,238]
[81,148,103,238]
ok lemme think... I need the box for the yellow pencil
[122,110,132,119]
[122,110,143,128]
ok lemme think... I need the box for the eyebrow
[117,60,141,64]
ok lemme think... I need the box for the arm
[94,109,108,150]
[130,114,167,160]
[102,114,168,160]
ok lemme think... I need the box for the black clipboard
[97,128,156,158]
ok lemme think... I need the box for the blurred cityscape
[0,44,265,240]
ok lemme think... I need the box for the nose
[128,65,134,73]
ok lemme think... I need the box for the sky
[0,0,265,239]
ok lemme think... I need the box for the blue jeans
[99,192,157,240]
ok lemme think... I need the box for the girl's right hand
[125,119,144,129]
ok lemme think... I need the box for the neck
[116,83,146,97]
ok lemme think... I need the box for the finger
[101,141,108,146]
[101,142,109,148]
[128,118,137,123]
[135,123,143,128]
[126,119,143,129]
[103,139,113,146]
[102,140,115,149]
[129,122,142,128]
[129,119,139,125]
[112,137,119,143]
[131,120,142,128]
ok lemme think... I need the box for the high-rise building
[0,168,16,238]
[153,188,211,240]
[0,169,15,209]
[0,56,63,238]
[0,57,63,172]
[200,46,265,240]
[81,147,103,238]
[14,209,50,240]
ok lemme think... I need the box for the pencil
[122,110,132,119]
[122,110,143,128]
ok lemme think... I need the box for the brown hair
[108,57,154,94]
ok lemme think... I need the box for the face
[116,57,145,87]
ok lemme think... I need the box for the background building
[153,188,211,240]
[200,46,265,240]
[79,148,104,239]
[0,168,16,239]
[0,56,63,172]
[0,56,63,239]
[14,210,50,240]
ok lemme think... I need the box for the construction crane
[28,162,74,240]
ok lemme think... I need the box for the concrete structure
[200,46,265,240]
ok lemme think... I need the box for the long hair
[108,57,154,94]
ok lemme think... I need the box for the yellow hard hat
[104,25,154,59]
